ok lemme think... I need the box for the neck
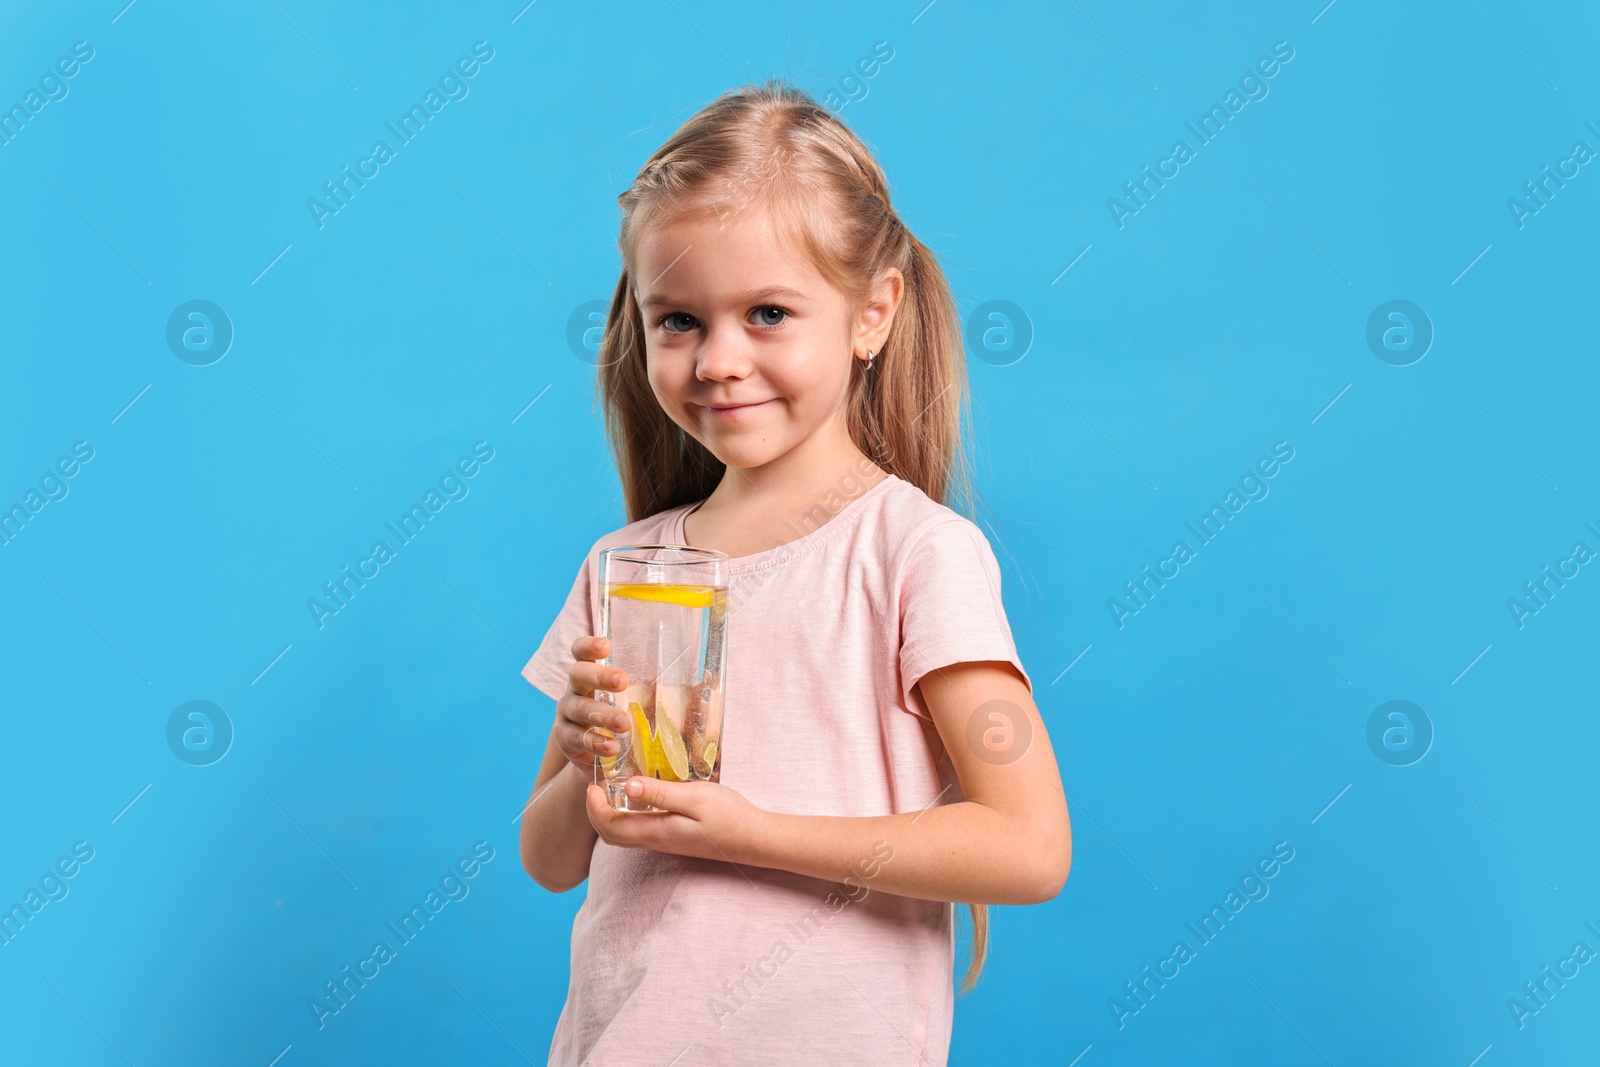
[708,431,887,518]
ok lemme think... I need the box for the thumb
[625,775,685,812]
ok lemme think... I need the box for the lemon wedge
[655,683,690,736]
[656,705,689,782]
[628,701,656,777]
[700,738,718,772]
[606,583,719,609]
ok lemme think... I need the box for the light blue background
[2,0,1597,1063]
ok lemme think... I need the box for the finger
[584,782,610,837]
[576,724,613,755]
[560,741,596,773]
[586,782,631,843]
[569,660,628,698]
[559,693,629,732]
[570,634,609,663]
[558,721,614,763]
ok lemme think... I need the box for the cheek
[790,353,852,413]
[645,350,699,425]
[643,347,675,398]
[767,339,845,400]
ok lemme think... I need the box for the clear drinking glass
[595,544,729,812]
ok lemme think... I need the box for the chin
[698,436,787,470]
[708,444,780,470]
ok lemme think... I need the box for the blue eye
[655,307,789,333]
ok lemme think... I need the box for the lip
[701,399,774,419]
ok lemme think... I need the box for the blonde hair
[594,80,990,994]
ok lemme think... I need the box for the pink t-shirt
[521,472,1031,1066]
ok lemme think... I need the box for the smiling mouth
[702,399,773,416]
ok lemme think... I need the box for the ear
[855,267,905,359]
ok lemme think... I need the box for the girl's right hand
[556,636,631,774]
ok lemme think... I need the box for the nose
[694,320,753,383]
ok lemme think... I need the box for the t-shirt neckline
[671,472,900,576]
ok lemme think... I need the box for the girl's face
[632,204,900,476]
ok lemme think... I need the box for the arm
[737,661,1071,906]
[519,635,639,892]
[518,722,600,893]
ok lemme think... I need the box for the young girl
[517,81,1070,1066]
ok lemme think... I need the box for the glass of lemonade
[595,544,729,812]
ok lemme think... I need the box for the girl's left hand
[585,777,767,864]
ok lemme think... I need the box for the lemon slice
[656,705,690,782]
[628,701,656,777]
[700,738,718,772]
[655,683,690,736]
[606,583,719,609]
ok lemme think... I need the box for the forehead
[633,203,829,309]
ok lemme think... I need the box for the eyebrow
[640,286,808,310]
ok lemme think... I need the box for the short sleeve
[520,548,596,703]
[897,518,1032,719]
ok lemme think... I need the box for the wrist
[733,803,782,868]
